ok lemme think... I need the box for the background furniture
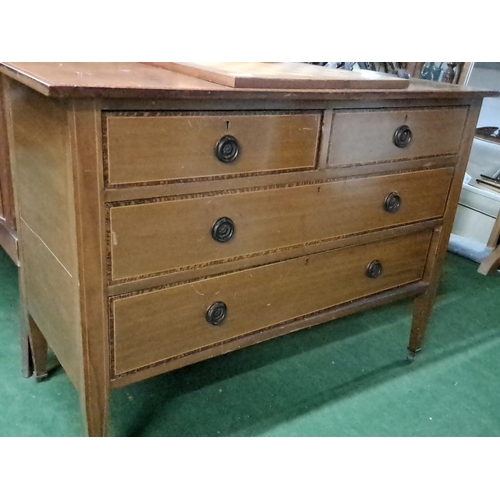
[1,62,494,436]
[478,209,500,274]
[451,137,500,257]
[448,63,500,273]
[407,62,473,85]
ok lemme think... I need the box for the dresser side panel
[7,80,78,275]
[5,79,83,391]
[19,220,82,387]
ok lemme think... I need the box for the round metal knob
[393,125,412,148]
[206,302,227,326]
[215,135,240,163]
[212,217,235,243]
[384,192,402,213]
[366,260,383,279]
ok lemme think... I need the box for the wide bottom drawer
[111,230,432,376]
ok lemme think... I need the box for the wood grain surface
[148,62,410,89]
[0,73,17,262]
[112,230,432,375]
[328,107,468,167]
[69,100,110,436]
[409,99,484,353]
[1,63,497,100]
[109,168,453,282]
[7,81,78,276]
[5,79,84,391]
[111,282,429,388]
[18,219,82,389]
[105,112,321,185]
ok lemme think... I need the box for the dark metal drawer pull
[393,125,412,148]
[212,217,235,243]
[384,192,402,213]
[206,302,227,326]
[366,260,383,279]
[215,135,240,163]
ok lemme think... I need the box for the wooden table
[0,62,495,436]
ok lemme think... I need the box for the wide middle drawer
[108,167,453,282]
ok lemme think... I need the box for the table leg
[478,245,500,276]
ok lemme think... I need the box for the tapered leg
[408,289,437,354]
[17,267,37,378]
[80,381,109,437]
[407,228,443,359]
[27,316,48,381]
[18,267,48,379]
[19,299,33,378]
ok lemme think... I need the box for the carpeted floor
[1,246,499,437]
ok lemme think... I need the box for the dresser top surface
[1,62,497,100]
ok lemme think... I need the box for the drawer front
[105,112,321,185]
[327,107,467,167]
[112,230,432,375]
[109,167,453,282]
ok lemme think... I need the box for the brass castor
[406,348,421,363]
[34,372,49,382]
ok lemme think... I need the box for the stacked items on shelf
[476,169,500,194]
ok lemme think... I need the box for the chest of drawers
[1,62,494,436]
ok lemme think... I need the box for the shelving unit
[450,63,500,273]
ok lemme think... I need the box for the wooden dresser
[0,62,495,436]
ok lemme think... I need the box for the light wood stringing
[112,230,432,376]
[327,107,468,167]
[105,112,321,186]
[109,167,453,282]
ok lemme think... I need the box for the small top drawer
[327,107,468,167]
[104,111,321,186]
